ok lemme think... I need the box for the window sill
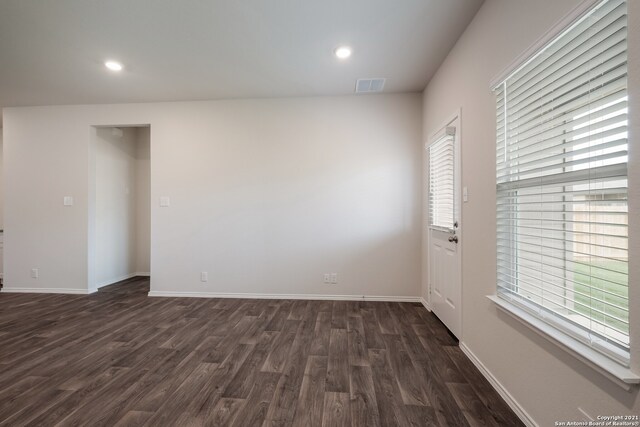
[487,295,640,391]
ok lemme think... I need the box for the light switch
[160,196,170,207]
[63,196,74,206]
[463,187,469,203]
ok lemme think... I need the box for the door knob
[448,235,458,243]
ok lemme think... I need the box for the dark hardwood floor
[0,277,523,426]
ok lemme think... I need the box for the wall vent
[355,78,386,93]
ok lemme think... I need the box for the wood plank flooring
[0,277,523,426]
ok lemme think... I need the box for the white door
[428,120,461,338]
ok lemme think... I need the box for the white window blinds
[429,129,456,231]
[494,0,629,363]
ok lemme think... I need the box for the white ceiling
[0,0,483,112]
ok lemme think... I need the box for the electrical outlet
[201,272,208,282]
[31,268,39,279]
[330,273,338,284]
[323,273,331,284]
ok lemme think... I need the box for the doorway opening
[89,125,150,292]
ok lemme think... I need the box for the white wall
[0,131,3,229]
[135,127,151,275]
[94,127,150,288]
[422,0,640,424]
[3,94,423,298]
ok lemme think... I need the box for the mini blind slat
[496,270,629,326]
[495,280,630,341]
[496,237,627,264]
[498,137,628,177]
[510,102,627,150]
[497,218,628,231]
[496,255,628,293]
[513,96,627,142]
[496,252,629,286]
[498,197,628,205]
[497,185,628,200]
[509,36,627,110]
[496,284,629,348]
[429,134,455,231]
[500,225,628,240]
[505,77,626,133]
[499,151,627,184]
[507,66,627,131]
[509,18,627,107]
[497,164,627,189]
[496,244,628,279]
[495,286,629,350]
[508,0,626,95]
[497,230,627,252]
[503,113,627,159]
[508,36,627,115]
[497,229,628,246]
[494,0,629,358]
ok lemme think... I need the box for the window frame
[487,0,639,387]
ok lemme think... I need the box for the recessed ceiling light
[104,60,123,71]
[334,46,352,59]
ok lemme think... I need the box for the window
[494,0,629,364]
[429,128,456,231]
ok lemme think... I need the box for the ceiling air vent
[355,78,386,93]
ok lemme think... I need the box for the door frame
[88,123,152,293]
[425,109,463,336]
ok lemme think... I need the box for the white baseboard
[420,297,431,312]
[1,287,92,295]
[135,272,150,277]
[148,290,421,302]
[459,342,537,427]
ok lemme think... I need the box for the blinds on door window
[429,129,456,231]
[494,0,629,363]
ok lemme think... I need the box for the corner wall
[135,127,151,275]
[3,94,422,298]
[422,0,640,423]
